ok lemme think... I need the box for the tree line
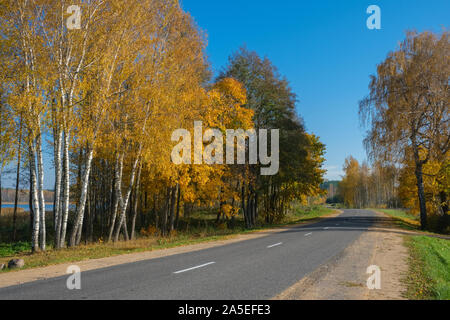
[0,0,326,251]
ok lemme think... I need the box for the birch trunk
[69,144,94,247]
[36,128,46,251]
[59,129,71,248]
[130,164,142,240]
[30,142,40,253]
[29,165,34,232]
[12,123,22,241]
[113,155,140,242]
[108,153,123,242]
[415,162,428,230]
[54,129,63,248]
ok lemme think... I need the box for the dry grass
[0,209,30,243]
[0,207,26,216]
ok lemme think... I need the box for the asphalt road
[0,209,379,300]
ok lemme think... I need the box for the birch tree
[360,31,449,229]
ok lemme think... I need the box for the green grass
[374,208,421,230]
[375,208,449,235]
[405,236,450,300]
[291,205,336,221]
[0,242,31,258]
[0,205,336,272]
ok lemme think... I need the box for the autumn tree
[219,47,326,224]
[360,31,449,230]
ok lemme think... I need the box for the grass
[339,281,364,288]
[374,208,421,231]
[0,209,30,244]
[405,236,450,300]
[369,208,449,300]
[374,208,449,235]
[0,205,336,272]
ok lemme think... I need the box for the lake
[1,204,55,211]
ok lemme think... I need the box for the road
[0,209,379,300]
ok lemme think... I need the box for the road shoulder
[274,211,409,300]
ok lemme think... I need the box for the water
[1,204,55,212]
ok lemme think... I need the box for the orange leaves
[212,78,247,106]
[206,77,253,131]
[399,157,449,215]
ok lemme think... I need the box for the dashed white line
[267,242,283,248]
[323,227,330,230]
[173,262,216,274]
[305,232,313,237]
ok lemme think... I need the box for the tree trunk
[168,186,176,233]
[415,162,428,230]
[439,192,448,216]
[36,130,46,251]
[130,164,142,240]
[29,142,41,253]
[108,154,122,242]
[161,188,170,236]
[53,129,62,248]
[241,184,249,228]
[113,155,140,242]
[175,184,181,230]
[12,126,22,241]
[0,172,2,218]
[29,164,34,233]
[59,129,71,248]
[69,144,94,247]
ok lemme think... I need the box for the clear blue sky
[181,0,449,180]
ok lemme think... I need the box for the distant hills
[0,188,54,203]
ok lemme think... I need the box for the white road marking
[267,242,283,248]
[173,262,216,274]
[323,227,330,230]
[305,232,313,237]
[316,227,370,231]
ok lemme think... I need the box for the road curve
[0,209,379,300]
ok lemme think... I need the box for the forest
[0,0,326,252]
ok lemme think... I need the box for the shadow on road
[251,212,450,240]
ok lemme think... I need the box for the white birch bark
[130,164,142,240]
[59,129,70,248]
[36,126,46,251]
[69,145,94,247]
[54,128,63,248]
[113,154,141,242]
[29,141,40,253]
[108,153,123,242]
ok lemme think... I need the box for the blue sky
[181,0,449,180]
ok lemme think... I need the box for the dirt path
[274,211,409,300]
